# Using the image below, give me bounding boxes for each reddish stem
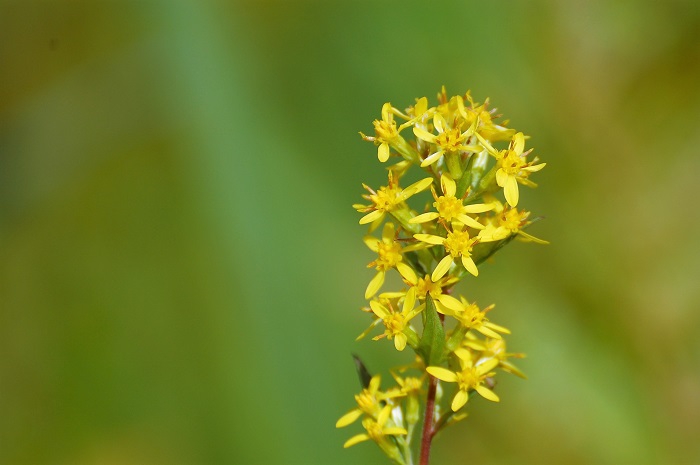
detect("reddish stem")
[419,373,438,465]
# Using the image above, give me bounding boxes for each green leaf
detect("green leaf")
[418,295,446,366]
[352,354,373,389]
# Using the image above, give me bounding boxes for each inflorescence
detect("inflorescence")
[337,87,547,465]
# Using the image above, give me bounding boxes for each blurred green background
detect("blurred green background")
[1,1,699,464]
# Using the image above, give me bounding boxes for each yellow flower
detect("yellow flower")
[462,334,527,379]
[360,102,418,163]
[368,288,423,351]
[354,171,433,226]
[414,223,496,280]
[363,222,419,299]
[411,274,463,315]
[463,91,515,142]
[336,375,404,428]
[409,174,493,230]
[343,405,408,448]
[477,132,546,207]
[426,356,500,411]
[479,201,549,244]
[450,298,510,339]
[413,112,479,167]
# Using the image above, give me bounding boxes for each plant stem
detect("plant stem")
[419,373,438,465]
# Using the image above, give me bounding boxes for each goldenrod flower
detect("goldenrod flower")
[368,288,423,351]
[354,171,433,226]
[409,174,492,230]
[450,298,510,339]
[479,201,549,244]
[414,222,497,280]
[336,375,404,428]
[364,222,419,298]
[361,102,420,163]
[462,335,526,379]
[411,274,463,314]
[413,112,479,167]
[343,405,408,448]
[463,91,515,142]
[477,132,546,207]
[391,372,424,425]
[426,356,500,411]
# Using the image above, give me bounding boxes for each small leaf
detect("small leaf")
[352,354,373,389]
[418,295,446,365]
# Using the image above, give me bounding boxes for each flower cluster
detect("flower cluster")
[339,88,545,465]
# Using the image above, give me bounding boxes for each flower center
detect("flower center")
[456,368,481,392]
[383,313,406,336]
[376,241,402,270]
[366,420,384,441]
[415,276,442,300]
[434,195,463,221]
[371,186,402,212]
[499,149,526,175]
[356,390,379,415]
[435,127,465,152]
[457,303,484,327]
[374,119,398,142]
[500,209,522,232]
[443,229,473,257]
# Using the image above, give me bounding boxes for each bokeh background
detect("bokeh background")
[1,1,699,464]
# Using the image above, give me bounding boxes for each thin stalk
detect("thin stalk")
[419,373,438,465]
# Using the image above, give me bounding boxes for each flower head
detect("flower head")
[343,405,408,449]
[427,356,500,411]
[354,171,433,226]
[363,222,420,298]
[336,375,405,428]
[409,174,493,230]
[368,288,423,351]
[477,132,546,207]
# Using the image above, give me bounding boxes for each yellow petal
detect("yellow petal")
[360,210,384,225]
[485,321,510,334]
[461,255,479,277]
[403,177,434,198]
[420,150,444,167]
[432,255,453,281]
[414,233,444,245]
[378,143,390,162]
[433,113,446,134]
[451,389,469,411]
[457,214,485,230]
[369,299,390,319]
[475,385,500,402]
[402,287,416,314]
[476,358,499,375]
[396,262,418,285]
[517,230,549,244]
[523,162,546,172]
[463,203,494,214]
[363,236,380,252]
[383,427,408,436]
[438,294,463,311]
[440,173,456,197]
[413,126,437,143]
[504,175,519,207]
[426,366,458,382]
[394,333,407,351]
[336,409,363,428]
[512,132,525,154]
[365,271,385,299]
[344,433,370,448]
[495,168,508,188]
[409,212,439,224]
